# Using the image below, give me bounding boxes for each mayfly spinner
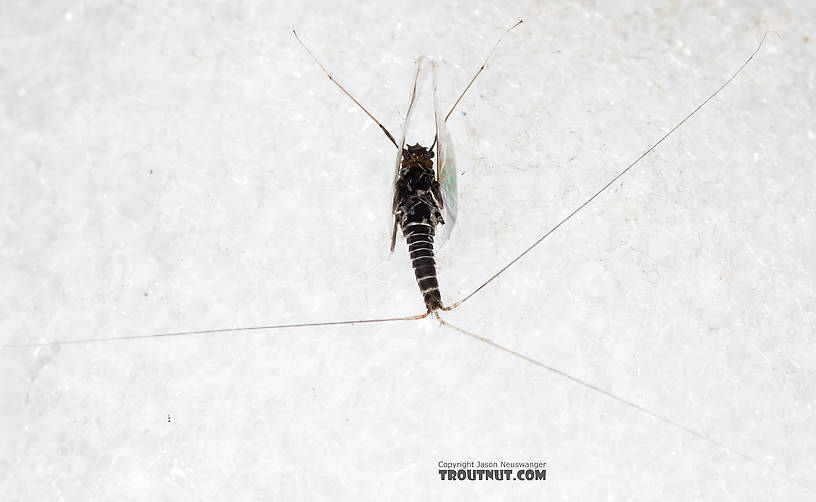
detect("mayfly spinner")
[5,22,778,472]
[293,22,522,314]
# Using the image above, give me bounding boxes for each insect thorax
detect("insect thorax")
[394,144,445,229]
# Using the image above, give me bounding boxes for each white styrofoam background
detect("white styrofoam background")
[2,1,815,500]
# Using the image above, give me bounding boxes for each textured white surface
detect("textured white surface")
[2,0,815,500]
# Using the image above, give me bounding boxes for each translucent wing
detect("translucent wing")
[432,61,457,246]
[389,58,424,252]
[389,57,456,251]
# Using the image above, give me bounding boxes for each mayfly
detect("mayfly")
[5,22,778,471]
[291,22,521,315]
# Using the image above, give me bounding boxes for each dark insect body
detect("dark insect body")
[394,144,446,310]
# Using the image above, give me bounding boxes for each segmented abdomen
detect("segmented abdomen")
[403,222,442,310]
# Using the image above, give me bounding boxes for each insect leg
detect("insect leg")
[293,30,399,148]
[444,19,523,122]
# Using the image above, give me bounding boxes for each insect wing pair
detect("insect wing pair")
[390,57,458,253]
